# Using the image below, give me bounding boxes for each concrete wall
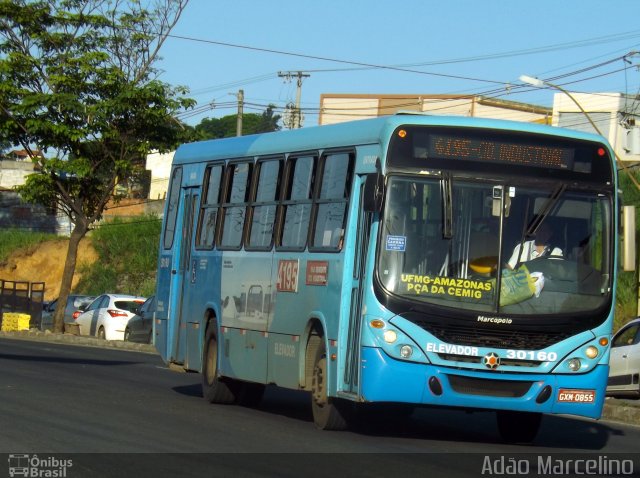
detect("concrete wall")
[0,160,34,189]
[319,94,551,126]
[319,96,381,125]
[0,190,59,234]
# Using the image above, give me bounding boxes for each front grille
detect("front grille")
[415,320,569,350]
[438,353,482,364]
[438,353,542,368]
[448,375,533,397]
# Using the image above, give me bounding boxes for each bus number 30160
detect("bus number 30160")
[506,350,558,362]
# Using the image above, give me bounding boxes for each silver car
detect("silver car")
[40,295,96,331]
[607,318,640,399]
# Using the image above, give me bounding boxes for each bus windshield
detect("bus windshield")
[377,176,612,316]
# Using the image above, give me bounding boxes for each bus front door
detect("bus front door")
[343,179,373,395]
[169,187,199,367]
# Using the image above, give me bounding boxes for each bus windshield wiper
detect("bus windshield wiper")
[525,182,566,238]
[441,173,453,239]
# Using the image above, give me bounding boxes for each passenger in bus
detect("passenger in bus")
[507,222,563,269]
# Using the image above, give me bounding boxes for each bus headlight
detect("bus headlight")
[383,330,398,343]
[585,346,599,359]
[400,345,413,358]
[567,358,581,371]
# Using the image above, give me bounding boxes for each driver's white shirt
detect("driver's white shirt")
[508,241,563,269]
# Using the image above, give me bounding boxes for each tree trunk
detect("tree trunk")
[52,220,89,333]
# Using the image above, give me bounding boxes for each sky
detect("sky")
[157,0,640,128]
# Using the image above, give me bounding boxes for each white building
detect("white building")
[0,160,34,189]
[145,150,174,201]
[319,93,551,126]
[552,92,640,163]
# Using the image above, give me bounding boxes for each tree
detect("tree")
[195,104,281,140]
[616,168,640,329]
[0,0,194,333]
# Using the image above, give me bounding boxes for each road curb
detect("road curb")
[602,399,640,426]
[0,329,157,354]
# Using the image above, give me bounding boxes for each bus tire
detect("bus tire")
[311,340,349,430]
[496,410,542,443]
[202,325,237,404]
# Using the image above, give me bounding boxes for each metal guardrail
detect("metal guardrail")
[0,279,45,329]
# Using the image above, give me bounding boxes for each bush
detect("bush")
[75,215,161,297]
[615,271,638,332]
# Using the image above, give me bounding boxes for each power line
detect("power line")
[182,53,638,119]
[165,32,507,85]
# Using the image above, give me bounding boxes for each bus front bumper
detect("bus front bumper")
[359,346,607,419]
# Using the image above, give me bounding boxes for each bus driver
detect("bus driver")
[507,222,563,269]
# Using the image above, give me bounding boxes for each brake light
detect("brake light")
[107,309,128,318]
[72,311,81,320]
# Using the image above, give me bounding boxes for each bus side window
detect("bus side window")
[219,161,252,249]
[163,167,183,250]
[247,158,282,250]
[196,164,223,249]
[311,152,353,251]
[279,155,316,250]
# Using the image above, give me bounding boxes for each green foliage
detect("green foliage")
[195,105,281,140]
[75,215,160,297]
[1,0,193,226]
[0,0,191,329]
[616,168,640,330]
[615,271,637,332]
[0,228,57,264]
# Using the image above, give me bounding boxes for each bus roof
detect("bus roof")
[172,114,610,165]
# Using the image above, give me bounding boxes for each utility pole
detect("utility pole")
[235,89,244,136]
[278,71,310,128]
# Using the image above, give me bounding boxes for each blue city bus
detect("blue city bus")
[156,113,623,442]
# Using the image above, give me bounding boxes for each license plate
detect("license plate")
[557,389,596,403]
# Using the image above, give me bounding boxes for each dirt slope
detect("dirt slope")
[0,239,97,300]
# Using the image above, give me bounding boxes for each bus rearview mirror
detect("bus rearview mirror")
[363,174,384,212]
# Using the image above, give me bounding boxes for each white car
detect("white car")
[74,294,146,341]
[607,318,640,399]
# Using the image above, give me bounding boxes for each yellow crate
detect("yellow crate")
[1,313,31,331]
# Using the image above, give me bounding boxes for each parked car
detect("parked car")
[124,295,156,344]
[74,294,146,341]
[40,295,96,331]
[607,318,640,399]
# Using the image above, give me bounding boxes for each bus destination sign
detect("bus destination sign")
[427,134,576,170]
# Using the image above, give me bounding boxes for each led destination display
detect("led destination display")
[427,134,576,170]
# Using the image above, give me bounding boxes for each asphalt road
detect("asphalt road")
[1,338,639,477]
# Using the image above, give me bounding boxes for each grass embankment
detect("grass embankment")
[0,229,58,264]
[74,215,161,298]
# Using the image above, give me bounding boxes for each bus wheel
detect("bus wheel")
[202,325,237,404]
[496,411,542,443]
[311,340,349,430]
